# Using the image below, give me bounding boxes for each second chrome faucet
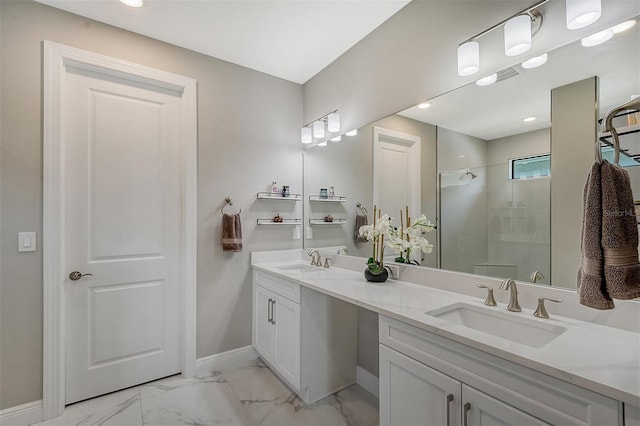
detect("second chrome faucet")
[499,278,521,312]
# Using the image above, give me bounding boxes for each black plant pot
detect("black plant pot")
[364,267,389,283]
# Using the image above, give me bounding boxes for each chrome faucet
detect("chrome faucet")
[308,250,322,267]
[529,271,545,284]
[499,278,521,312]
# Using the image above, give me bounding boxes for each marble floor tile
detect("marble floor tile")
[33,387,142,426]
[140,376,253,426]
[334,385,380,426]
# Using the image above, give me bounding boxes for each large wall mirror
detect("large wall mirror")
[303,14,639,288]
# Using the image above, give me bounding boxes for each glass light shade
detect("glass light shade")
[504,15,531,56]
[331,136,342,142]
[312,120,325,138]
[120,0,143,7]
[327,113,340,132]
[457,42,479,76]
[566,0,601,30]
[345,129,358,136]
[581,28,613,47]
[317,141,328,147]
[301,127,312,144]
[475,73,497,86]
[522,53,548,69]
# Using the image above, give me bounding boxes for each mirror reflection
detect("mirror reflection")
[303,16,639,288]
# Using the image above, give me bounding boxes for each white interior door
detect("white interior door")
[63,64,183,404]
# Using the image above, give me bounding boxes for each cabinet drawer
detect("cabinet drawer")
[379,316,620,426]
[253,270,300,303]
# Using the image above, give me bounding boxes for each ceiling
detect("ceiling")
[35,0,410,84]
[399,17,640,141]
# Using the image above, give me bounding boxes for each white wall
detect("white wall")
[0,0,302,410]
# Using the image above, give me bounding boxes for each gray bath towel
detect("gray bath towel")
[222,213,242,252]
[354,214,368,243]
[601,161,640,299]
[577,162,615,309]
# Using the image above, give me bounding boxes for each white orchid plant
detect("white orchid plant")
[358,207,435,275]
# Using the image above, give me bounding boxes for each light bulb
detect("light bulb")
[476,73,497,86]
[457,41,479,76]
[312,121,325,138]
[566,0,601,30]
[327,113,340,132]
[581,28,614,47]
[522,53,548,69]
[504,15,531,56]
[301,127,312,144]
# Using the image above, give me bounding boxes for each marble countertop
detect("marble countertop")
[251,255,640,407]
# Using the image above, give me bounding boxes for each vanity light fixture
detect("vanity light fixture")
[581,28,614,47]
[475,73,497,86]
[504,15,532,56]
[327,112,340,133]
[417,102,431,109]
[566,0,601,30]
[312,120,325,139]
[523,116,537,122]
[301,127,312,144]
[522,53,548,69]
[612,19,637,34]
[345,129,358,137]
[331,136,342,142]
[457,42,480,76]
[120,0,143,7]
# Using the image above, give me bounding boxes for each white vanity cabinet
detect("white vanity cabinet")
[626,404,640,426]
[252,269,358,404]
[379,316,621,426]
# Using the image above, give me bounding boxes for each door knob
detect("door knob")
[68,271,94,281]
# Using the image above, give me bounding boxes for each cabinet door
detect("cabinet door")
[380,344,461,426]
[253,284,275,362]
[462,385,549,426]
[273,294,301,388]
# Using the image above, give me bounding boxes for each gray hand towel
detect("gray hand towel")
[222,213,242,252]
[577,162,615,309]
[354,214,368,243]
[601,161,640,300]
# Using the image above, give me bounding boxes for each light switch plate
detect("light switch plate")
[18,232,37,252]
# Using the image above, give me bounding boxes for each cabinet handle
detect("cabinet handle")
[463,402,471,426]
[272,300,276,325]
[267,298,273,323]
[446,394,454,426]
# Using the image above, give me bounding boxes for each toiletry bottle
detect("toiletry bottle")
[329,185,335,199]
[272,181,278,194]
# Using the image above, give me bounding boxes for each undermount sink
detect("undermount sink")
[276,264,320,273]
[426,303,567,348]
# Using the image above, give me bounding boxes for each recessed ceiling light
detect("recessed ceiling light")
[522,53,548,69]
[581,28,614,47]
[331,136,342,142]
[317,141,328,147]
[345,129,358,136]
[612,20,637,34]
[418,102,431,109]
[120,0,143,7]
[476,73,497,86]
[523,116,537,122]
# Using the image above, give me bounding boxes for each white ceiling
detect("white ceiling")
[399,18,640,141]
[35,0,410,84]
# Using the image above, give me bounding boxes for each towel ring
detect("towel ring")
[356,202,368,215]
[221,197,241,214]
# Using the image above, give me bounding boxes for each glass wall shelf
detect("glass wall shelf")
[308,219,347,225]
[256,218,301,225]
[257,192,302,201]
[308,195,347,202]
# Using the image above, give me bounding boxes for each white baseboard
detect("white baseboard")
[0,400,43,426]
[195,345,258,378]
[356,366,379,398]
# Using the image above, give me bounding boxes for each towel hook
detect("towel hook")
[221,196,241,214]
[356,202,368,215]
